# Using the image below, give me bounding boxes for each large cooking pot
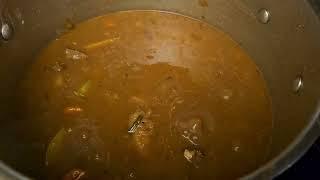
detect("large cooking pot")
[1,0,320,179]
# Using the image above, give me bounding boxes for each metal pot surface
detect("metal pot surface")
[0,0,320,179]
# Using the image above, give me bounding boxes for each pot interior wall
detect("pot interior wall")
[0,0,320,178]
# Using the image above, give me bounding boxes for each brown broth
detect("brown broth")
[19,11,273,180]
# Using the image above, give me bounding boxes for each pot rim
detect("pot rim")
[243,101,320,179]
[0,1,320,179]
[0,103,318,179]
[244,1,320,177]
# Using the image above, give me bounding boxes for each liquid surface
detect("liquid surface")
[19,11,273,180]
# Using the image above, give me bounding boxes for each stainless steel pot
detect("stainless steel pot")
[1,0,320,179]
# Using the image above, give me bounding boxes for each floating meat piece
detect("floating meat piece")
[128,109,154,156]
[176,117,203,145]
[65,48,88,60]
[52,61,67,72]
[132,119,154,156]
[172,102,215,146]
[183,148,205,168]
[63,169,87,180]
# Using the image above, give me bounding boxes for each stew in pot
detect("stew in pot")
[18,11,273,180]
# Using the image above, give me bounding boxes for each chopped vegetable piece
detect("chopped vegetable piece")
[129,96,146,107]
[85,37,120,50]
[46,120,106,168]
[73,80,91,98]
[64,106,83,116]
[46,128,67,166]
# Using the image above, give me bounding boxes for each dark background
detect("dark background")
[277,138,320,179]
